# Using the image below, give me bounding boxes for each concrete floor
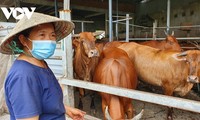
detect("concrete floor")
[1,88,200,120]
[73,87,200,120]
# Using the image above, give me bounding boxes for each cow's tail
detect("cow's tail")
[108,59,122,87]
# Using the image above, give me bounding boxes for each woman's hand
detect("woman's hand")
[65,106,86,120]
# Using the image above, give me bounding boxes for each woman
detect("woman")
[0,12,86,120]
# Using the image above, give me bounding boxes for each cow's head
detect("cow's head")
[175,50,200,83]
[72,32,101,57]
[164,31,182,51]
[105,106,144,120]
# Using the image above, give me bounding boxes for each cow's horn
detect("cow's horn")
[172,53,186,61]
[131,109,144,120]
[93,31,105,36]
[177,51,187,57]
[164,30,168,36]
[72,34,80,38]
[171,31,174,36]
[105,106,112,120]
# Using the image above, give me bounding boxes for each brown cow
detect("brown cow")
[104,34,182,52]
[93,47,143,120]
[118,42,200,120]
[140,34,182,51]
[73,32,101,110]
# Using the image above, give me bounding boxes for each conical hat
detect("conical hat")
[0,12,74,54]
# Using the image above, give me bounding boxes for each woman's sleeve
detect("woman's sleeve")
[7,75,42,119]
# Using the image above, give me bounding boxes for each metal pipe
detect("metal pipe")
[109,0,113,42]
[153,20,157,40]
[81,22,84,32]
[54,0,58,17]
[129,37,200,41]
[116,0,118,40]
[60,78,200,113]
[166,0,170,34]
[111,17,132,23]
[115,21,149,28]
[156,25,200,29]
[72,20,93,23]
[115,23,118,40]
[126,14,129,42]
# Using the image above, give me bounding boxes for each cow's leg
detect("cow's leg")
[125,101,133,119]
[101,99,107,120]
[163,85,174,120]
[90,91,96,115]
[78,88,85,109]
[167,107,173,120]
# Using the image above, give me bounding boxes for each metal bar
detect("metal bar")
[129,37,200,41]
[54,0,58,17]
[126,14,129,42]
[72,20,94,23]
[108,0,113,42]
[166,0,170,33]
[112,15,126,18]
[155,25,200,29]
[60,78,200,113]
[81,22,84,32]
[112,17,132,23]
[85,13,104,18]
[153,20,157,40]
[116,22,149,28]
[115,23,118,40]
[115,0,118,40]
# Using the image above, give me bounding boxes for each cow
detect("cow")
[104,33,182,52]
[93,47,143,120]
[72,32,102,111]
[104,34,182,92]
[140,33,182,52]
[117,42,200,120]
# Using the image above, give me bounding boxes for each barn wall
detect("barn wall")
[134,0,200,38]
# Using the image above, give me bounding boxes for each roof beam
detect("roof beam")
[85,12,105,18]
[47,0,135,13]
[71,0,134,13]
[20,0,63,7]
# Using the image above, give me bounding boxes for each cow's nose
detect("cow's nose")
[187,76,199,83]
[88,49,99,57]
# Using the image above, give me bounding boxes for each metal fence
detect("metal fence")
[60,78,200,114]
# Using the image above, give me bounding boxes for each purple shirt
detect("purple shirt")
[5,60,65,120]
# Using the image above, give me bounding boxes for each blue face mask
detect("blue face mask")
[27,38,56,60]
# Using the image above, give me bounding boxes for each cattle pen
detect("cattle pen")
[1,0,200,120]
[58,78,200,119]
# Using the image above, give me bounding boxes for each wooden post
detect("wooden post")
[59,0,74,107]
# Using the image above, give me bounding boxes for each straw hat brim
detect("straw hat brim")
[0,12,75,55]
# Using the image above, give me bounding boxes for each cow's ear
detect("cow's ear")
[72,39,80,48]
